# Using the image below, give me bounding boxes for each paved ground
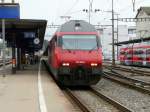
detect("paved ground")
[40,62,79,112]
[0,64,39,112]
[0,62,78,112]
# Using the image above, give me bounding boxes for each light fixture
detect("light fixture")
[62,63,70,66]
[91,63,98,66]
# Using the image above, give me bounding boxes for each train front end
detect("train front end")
[57,34,102,85]
[55,20,103,86]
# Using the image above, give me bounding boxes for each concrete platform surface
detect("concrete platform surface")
[0,62,79,112]
[0,65,39,112]
[40,62,80,112]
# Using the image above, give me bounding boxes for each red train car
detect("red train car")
[48,20,103,86]
[119,44,150,67]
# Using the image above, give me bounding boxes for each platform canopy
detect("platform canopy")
[0,19,47,53]
[114,37,150,46]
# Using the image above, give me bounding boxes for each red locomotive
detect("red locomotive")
[119,44,150,67]
[48,20,103,86]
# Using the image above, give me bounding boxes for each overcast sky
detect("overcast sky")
[17,0,150,23]
[2,0,150,40]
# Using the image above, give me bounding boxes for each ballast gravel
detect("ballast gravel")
[94,78,150,112]
[73,90,119,112]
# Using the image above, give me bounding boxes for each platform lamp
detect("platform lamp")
[12,0,15,3]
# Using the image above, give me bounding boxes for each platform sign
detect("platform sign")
[0,3,20,75]
[0,4,20,19]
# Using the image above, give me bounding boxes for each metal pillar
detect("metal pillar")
[12,33,16,74]
[132,0,136,11]
[116,14,119,60]
[2,19,6,77]
[12,47,16,73]
[112,0,115,66]
[17,48,21,70]
[88,0,91,23]
[20,49,25,69]
[88,0,93,24]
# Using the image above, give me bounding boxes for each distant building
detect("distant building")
[128,26,136,40]
[98,25,136,60]
[136,7,150,39]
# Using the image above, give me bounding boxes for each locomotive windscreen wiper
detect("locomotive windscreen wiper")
[62,42,72,52]
[89,45,98,52]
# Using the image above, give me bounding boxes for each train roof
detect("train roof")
[56,20,96,32]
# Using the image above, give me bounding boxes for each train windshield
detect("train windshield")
[62,35,98,50]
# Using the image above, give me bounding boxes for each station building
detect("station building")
[136,7,150,39]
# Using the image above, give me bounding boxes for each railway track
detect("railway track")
[43,60,132,112]
[64,87,132,112]
[103,70,150,95]
[64,88,92,112]
[103,64,150,76]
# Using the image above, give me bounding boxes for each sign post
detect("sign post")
[2,19,5,77]
[0,3,20,75]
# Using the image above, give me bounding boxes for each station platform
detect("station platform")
[0,62,77,112]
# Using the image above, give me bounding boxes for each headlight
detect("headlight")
[62,63,70,66]
[91,63,98,66]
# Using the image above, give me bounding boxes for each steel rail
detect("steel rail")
[104,69,150,86]
[89,87,132,112]
[103,72,150,95]
[103,64,150,75]
[112,66,150,75]
[64,89,93,112]
[65,88,132,112]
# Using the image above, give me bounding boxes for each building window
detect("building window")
[128,29,136,34]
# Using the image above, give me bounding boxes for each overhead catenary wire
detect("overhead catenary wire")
[119,0,145,12]
[63,0,79,16]
[132,0,136,11]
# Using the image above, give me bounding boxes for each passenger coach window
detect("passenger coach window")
[133,50,143,55]
[146,49,150,54]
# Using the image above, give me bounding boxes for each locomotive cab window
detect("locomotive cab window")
[61,35,98,50]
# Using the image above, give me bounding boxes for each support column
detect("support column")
[12,33,16,74]
[21,49,26,69]
[12,47,16,73]
[17,48,21,70]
